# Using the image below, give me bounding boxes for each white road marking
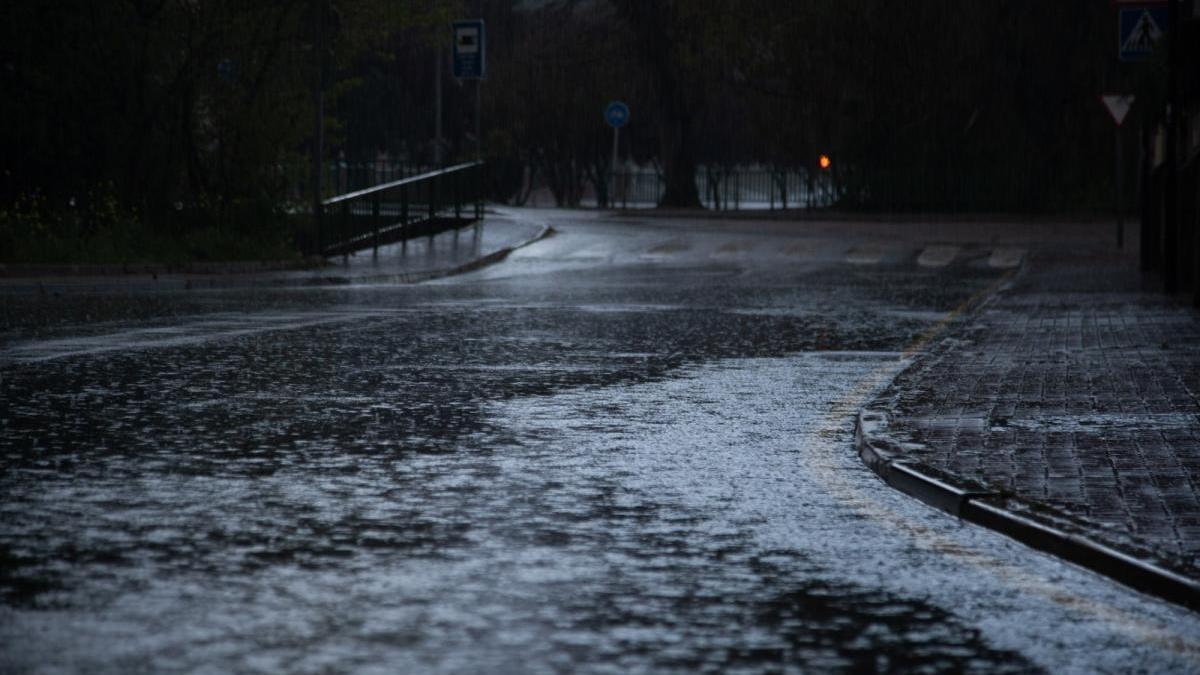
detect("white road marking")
[0,310,399,363]
[917,245,960,267]
[989,247,1026,269]
[844,244,884,265]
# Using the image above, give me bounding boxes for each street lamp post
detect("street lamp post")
[311,0,326,254]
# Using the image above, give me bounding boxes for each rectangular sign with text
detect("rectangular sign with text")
[453,20,486,80]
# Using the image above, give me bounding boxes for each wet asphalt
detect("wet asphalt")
[1,211,1198,673]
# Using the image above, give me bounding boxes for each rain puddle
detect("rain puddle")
[2,350,1198,673]
[0,352,1038,674]
[0,310,393,364]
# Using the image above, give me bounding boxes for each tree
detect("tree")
[0,0,455,260]
[611,0,703,208]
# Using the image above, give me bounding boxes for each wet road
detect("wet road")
[2,211,1198,673]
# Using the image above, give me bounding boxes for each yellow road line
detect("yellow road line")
[810,269,1200,660]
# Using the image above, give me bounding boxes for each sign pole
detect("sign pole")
[610,127,619,208]
[452,18,486,163]
[435,45,443,166]
[311,0,326,254]
[452,18,485,217]
[1116,126,1124,249]
[1101,94,1135,250]
[1163,0,1178,295]
[603,101,630,209]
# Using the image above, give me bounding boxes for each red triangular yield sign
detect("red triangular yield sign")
[1101,94,1135,126]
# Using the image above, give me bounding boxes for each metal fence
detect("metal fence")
[298,161,483,256]
[582,166,839,211]
[324,160,441,199]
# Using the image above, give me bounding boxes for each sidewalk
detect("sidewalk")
[287,214,549,286]
[0,213,549,291]
[859,241,1200,603]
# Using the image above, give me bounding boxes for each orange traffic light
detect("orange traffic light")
[818,154,831,170]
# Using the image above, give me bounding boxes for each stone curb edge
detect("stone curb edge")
[855,408,1200,612]
[23,223,553,291]
[0,210,510,279]
[296,223,554,287]
[0,257,326,278]
[612,209,1118,226]
[0,217,545,291]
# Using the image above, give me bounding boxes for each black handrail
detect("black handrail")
[304,161,484,256]
[322,161,481,206]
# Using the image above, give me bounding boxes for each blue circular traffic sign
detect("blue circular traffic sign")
[604,101,630,129]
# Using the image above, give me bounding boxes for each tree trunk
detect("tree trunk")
[614,0,702,209]
[659,110,701,208]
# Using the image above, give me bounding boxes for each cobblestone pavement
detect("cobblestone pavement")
[879,245,1200,575]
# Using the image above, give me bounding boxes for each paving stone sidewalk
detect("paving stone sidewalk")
[877,246,1200,576]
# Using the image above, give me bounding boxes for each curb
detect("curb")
[855,408,1200,612]
[611,208,1120,226]
[0,257,327,278]
[0,210,509,279]
[297,223,553,287]
[4,223,553,292]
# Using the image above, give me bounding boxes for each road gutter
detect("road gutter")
[299,223,554,286]
[2,222,554,292]
[855,264,1200,613]
[855,409,1200,612]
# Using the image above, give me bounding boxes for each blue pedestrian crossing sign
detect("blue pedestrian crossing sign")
[453,20,486,79]
[605,101,630,129]
[1118,7,1167,62]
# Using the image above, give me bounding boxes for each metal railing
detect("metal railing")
[581,166,839,211]
[325,160,441,199]
[304,161,483,256]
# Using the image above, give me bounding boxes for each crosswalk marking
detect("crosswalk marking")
[634,237,1025,271]
[917,245,960,268]
[988,247,1026,269]
[844,244,885,265]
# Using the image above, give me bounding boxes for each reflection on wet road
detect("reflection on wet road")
[2,215,1198,673]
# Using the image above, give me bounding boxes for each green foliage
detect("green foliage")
[1,0,454,264]
[475,0,1155,213]
[0,0,1161,243]
[701,0,1147,212]
[0,187,135,264]
[0,186,299,265]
